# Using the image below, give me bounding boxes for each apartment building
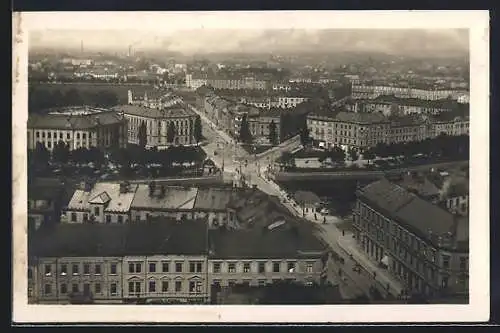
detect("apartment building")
[121,219,209,304]
[29,224,127,304]
[29,219,209,304]
[307,111,391,152]
[351,83,469,102]
[361,95,457,116]
[247,109,282,145]
[63,182,293,231]
[277,97,309,109]
[112,103,197,148]
[127,89,183,109]
[307,109,469,152]
[64,181,138,224]
[352,178,469,298]
[27,107,128,151]
[186,73,267,91]
[207,220,327,289]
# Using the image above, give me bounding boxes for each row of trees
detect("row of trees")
[29,86,119,113]
[28,142,106,166]
[110,144,207,167]
[363,134,469,162]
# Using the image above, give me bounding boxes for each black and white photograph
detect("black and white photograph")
[12,11,489,323]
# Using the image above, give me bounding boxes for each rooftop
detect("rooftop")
[30,218,208,258]
[208,221,326,259]
[357,178,468,251]
[67,182,138,213]
[28,110,126,130]
[111,104,195,119]
[308,110,389,124]
[130,184,198,210]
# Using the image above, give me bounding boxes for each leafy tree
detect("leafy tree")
[329,146,346,164]
[93,90,119,107]
[33,142,50,165]
[238,114,252,144]
[268,120,278,146]
[167,122,176,144]
[363,149,376,164]
[348,148,358,162]
[138,121,147,148]
[52,140,70,164]
[278,151,295,169]
[193,116,203,143]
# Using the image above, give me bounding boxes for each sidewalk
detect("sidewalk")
[188,104,234,144]
[336,233,404,297]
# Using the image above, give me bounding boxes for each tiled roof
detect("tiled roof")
[130,184,199,210]
[30,218,208,258]
[67,182,138,213]
[358,178,468,250]
[111,104,195,119]
[208,221,326,259]
[124,218,208,256]
[27,111,125,130]
[193,187,239,211]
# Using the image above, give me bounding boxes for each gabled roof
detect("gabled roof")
[88,191,111,205]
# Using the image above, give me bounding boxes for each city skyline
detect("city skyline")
[30,28,469,57]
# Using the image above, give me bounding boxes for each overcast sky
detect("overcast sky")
[25,12,470,56]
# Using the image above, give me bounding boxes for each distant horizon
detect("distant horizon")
[29,28,469,58]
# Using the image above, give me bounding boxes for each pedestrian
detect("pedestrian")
[342,230,345,236]
[323,216,326,224]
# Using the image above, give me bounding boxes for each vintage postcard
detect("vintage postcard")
[12,10,490,323]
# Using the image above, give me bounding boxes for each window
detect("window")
[189,281,203,293]
[243,263,251,273]
[95,283,101,294]
[94,207,100,216]
[72,283,79,293]
[67,133,70,139]
[72,264,79,275]
[196,262,202,273]
[83,264,90,275]
[95,264,101,275]
[48,132,51,139]
[190,262,196,273]
[162,281,169,292]
[129,263,142,273]
[258,262,266,273]
[117,215,123,224]
[306,263,314,273]
[83,283,90,295]
[442,255,451,269]
[71,213,77,222]
[110,283,117,296]
[273,262,280,273]
[162,262,169,273]
[459,257,467,271]
[149,280,156,293]
[110,263,117,275]
[175,262,183,273]
[213,262,221,273]
[129,281,141,294]
[60,283,67,294]
[287,262,296,272]
[228,263,236,273]
[60,264,67,276]
[175,281,182,292]
[82,133,86,139]
[105,215,111,224]
[149,262,156,273]
[44,284,52,295]
[44,264,52,276]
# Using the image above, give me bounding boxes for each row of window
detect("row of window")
[70,212,127,224]
[44,263,117,276]
[129,280,202,294]
[35,131,92,140]
[42,261,314,277]
[128,261,203,274]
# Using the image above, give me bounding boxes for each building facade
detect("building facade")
[113,103,197,148]
[352,179,469,298]
[27,107,128,152]
[127,89,183,109]
[351,83,469,102]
